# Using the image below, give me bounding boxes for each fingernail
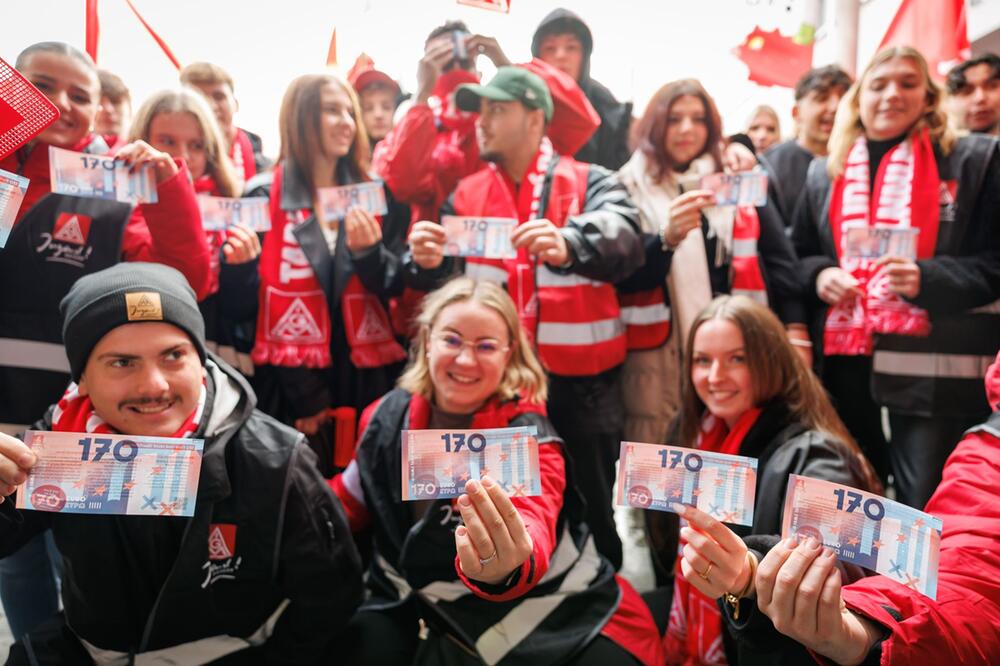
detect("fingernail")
[824,549,836,559]
[468,480,480,493]
[458,495,471,507]
[806,537,820,549]
[669,502,686,514]
[783,537,797,548]
[456,526,467,537]
[481,475,494,488]
[19,452,35,467]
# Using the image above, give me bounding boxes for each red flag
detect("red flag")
[85,0,99,64]
[457,0,510,12]
[326,28,338,67]
[346,52,374,83]
[879,0,970,81]
[124,0,182,70]
[733,26,813,89]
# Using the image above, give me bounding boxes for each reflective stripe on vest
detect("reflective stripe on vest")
[873,350,995,379]
[536,318,625,346]
[475,533,602,665]
[0,338,70,373]
[730,206,768,306]
[80,599,290,665]
[465,261,509,285]
[971,298,1000,315]
[374,526,602,666]
[618,289,672,350]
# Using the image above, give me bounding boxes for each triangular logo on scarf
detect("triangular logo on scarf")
[271,297,323,341]
[355,302,391,343]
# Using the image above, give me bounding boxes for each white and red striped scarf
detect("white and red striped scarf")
[252,166,406,369]
[51,380,207,437]
[468,137,554,342]
[824,128,940,356]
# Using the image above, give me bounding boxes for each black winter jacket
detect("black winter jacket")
[0,356,363,664]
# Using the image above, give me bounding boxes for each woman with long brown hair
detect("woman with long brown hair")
[616,79,806,450]
[792,46,1000,509]
[249,72,412,476]
[659,295,879,665]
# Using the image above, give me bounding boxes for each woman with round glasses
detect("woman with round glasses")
[331,277,662,665]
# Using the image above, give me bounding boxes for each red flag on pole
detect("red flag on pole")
[878,0,970,81]
[326,28,338,67]
[733,27,813,89]
[124,0,182,70]
[85,0,99,64]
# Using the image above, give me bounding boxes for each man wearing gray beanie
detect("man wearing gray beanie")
[0,263,362,664]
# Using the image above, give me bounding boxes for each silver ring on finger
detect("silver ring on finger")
[479,550,498,566]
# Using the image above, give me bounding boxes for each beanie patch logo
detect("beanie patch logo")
[52,213,91,246]
[125,292,163,321]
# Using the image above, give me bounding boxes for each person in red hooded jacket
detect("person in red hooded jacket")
[732,349,1000,665]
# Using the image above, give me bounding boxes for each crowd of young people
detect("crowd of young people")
[0,9,998,665]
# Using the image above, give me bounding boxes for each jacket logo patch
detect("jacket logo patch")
[53,213,91,245]
[35,213,95,268]
[265,288,328,344]
[208,523,237,561]
[125,292,163,321]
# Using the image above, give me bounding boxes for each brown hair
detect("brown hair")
[632,79,723,181]
[278,73,370,191]
[179,62,235,93]
[127,88,240,197]
[98,69,130,104]
[827,47,955,178]
[398,277,548,404]
[678,296,881,492]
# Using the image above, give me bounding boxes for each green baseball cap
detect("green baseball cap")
[455,66,554,121]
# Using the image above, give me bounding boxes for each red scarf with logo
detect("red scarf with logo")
[229,128,257,184]
[824,129,939,356]
[50,380,206,437]
[664,408,761,666]
[466,138,555,343]
[252,166,406,369]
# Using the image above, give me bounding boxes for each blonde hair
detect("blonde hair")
[127,88,240,197]
[678,296,881,493]
[278,73,370,191]
[398,277,548,404]
[827,47,955,178]
[745,105,780,135]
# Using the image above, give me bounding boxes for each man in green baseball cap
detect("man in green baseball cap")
[455,66,554,122]
[407,65,643,572]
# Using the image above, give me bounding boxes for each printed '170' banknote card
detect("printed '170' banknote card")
[17,430,204,517]
[782,474,942,599]
[402,427,540,500]
[616,441,758,526]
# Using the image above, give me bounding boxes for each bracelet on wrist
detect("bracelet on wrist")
[724,552,758,620]
[789,338,814,348]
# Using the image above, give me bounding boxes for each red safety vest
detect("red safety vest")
[453,158,626,377]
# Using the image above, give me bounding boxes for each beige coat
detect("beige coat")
[617,151,732,444]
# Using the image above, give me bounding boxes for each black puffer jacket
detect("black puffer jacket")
[531,8,633,171]
[0,356,363,664]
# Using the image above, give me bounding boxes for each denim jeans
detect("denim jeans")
[0,531,61,639]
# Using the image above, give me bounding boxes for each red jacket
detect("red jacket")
[372,103,480,224]
[331,392,664,666]
[837,352,1000,663]
[2,137,212,299]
